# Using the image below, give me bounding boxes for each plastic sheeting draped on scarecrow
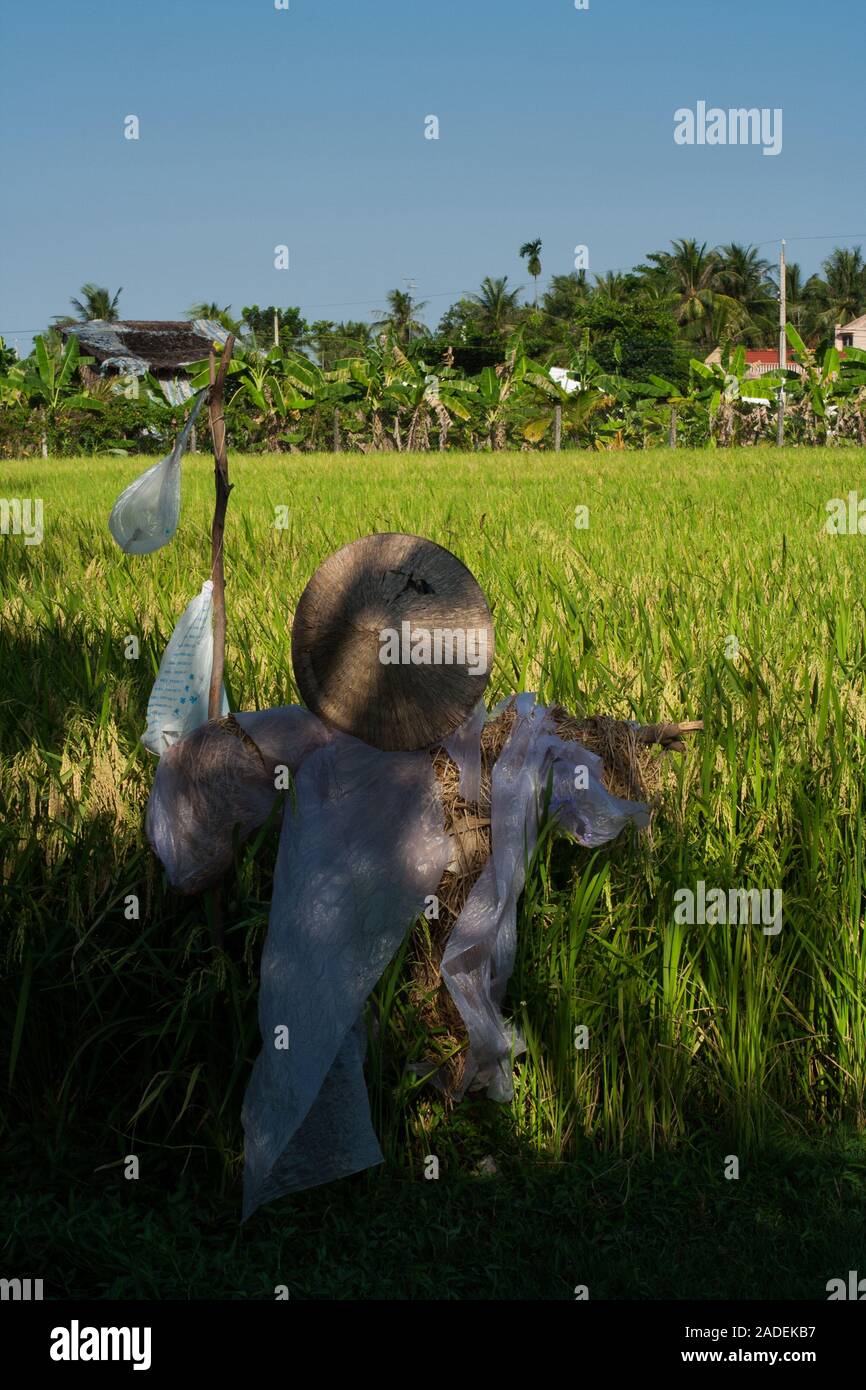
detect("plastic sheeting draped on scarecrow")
[146,695,648,1217]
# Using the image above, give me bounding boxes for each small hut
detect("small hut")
[59,319,228,404]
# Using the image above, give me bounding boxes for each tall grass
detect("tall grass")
[1,446,865,1195]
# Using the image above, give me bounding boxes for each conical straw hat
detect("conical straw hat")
[291,533,494,751]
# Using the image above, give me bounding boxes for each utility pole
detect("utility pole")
[273,308,279,348]
[779,240,786,370]
[777,239,786,447]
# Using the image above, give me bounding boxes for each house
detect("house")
[548,366,581,393]
[58,319,229,404]
[704,347,807,379]
[835,314,866,352]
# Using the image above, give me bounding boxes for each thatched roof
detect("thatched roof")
[59,319,225,374]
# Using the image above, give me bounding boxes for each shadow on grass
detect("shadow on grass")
[3,1125,866,1300]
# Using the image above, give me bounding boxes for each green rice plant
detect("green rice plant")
[1,446,865,1195]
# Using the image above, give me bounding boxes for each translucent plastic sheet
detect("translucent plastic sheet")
[145,707,329,895]
[440,694,649,1101]
[145,696,647,1214]
[443,696,486,804]
[241,734,452,1218]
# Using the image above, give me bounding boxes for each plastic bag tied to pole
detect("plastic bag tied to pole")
[144,694,648,1216]
[141,579,229,756]
[108,391,205,554]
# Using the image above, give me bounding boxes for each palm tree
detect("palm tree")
[823,247,866,313]
[781,261,808,335]
[186,302,242,334]
[57,283,123,324]
[467,276,523,336]
[519,239,543,307]
[805,247,866,343]
[592,271,631,302]
[715,243,776,344]
[372,289,428,345]
[636,239,737,350]
[541,272,592,327]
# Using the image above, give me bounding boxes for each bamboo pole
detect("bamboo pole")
[208,335,235,720]
[205,335,235,950]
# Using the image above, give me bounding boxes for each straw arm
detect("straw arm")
[632,719,704,752]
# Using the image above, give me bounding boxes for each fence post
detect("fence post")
[554,404,562,452]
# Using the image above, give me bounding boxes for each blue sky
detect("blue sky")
[1,0,863,354]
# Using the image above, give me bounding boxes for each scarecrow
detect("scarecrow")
[112,360,700,1219]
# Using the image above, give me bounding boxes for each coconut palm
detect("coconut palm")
[467,277,524,337]
[592,271,631,302]
[186,302,242,334]
[782,262,809,335]
[541,271,592,322]
[823,247,866,314]
[52,283,123,325]
[715,243,776,344]
[519,239,543,306]
[804,247,866,344]
[636,240,735,349]
[372,289,428,345]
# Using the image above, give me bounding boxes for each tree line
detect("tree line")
[1,239,865,455]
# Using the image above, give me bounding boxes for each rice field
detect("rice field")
[2,445,866,1238]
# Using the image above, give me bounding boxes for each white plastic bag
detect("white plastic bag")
[108,393,204,554]
[142,579,229,755]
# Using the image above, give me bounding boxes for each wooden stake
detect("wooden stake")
[554,403,562,452]
[779,239,787,370]
[207,335,235,720]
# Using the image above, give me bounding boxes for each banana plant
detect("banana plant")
[632,375,694,446]
[473,341,531,449]
[384,345,476,450]
[190,344,323,447]
[521,362,610,446]
[784,323,840,420]
[688,346,783,445]
[329,338,406,449]
[2,334,101,419]
[0,334,102,454]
